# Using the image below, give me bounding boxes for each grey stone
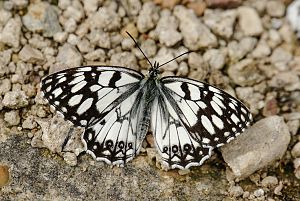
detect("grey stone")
[89,7,120,31]
[63,18,77,33]
[22,2,62,37]
[153,48,179,72]
[2,91,29,109]
[121,38,135,50]
[53,32,68,43]
[63,152,78,166]
[228,59,264,86]
[268,71,300,91]
[177,62,189,77]
[110,52,138,71]
[291,142,300,158]
[155,10,182,47]
[268,29,282,48]
[294,158,300,179]
[121,0,142,16]
[0,50,12,77]
[253,188,264,197]
[261,176,278,187]
[221,116,291,179]
[203,49,226,70]
[56,43,82,67]
[228,185,244,197]
[286,120,300,135]
[63,3,84,22]
[137,2,159,33]
[87,29,111,49]
[22,115,37,129]
[11,0,28,8]
[251,40,271,59]
[274,181,284,195]
[203,9,237,39]
[228,37,257,61]
[236,87,265,114]
[67,34,80,45]
[4,110,20,126]
[294,158,300,169]
[83,0,99,14]
[270,47,293,71]
[0,78,11,95]
[0,17,21,48]
[19,45,45,64]
[137,39,157,59]
[237,6,263,36]
[287,0,300,38]
[36,114,84,155]
[266,0,285,18]
[174,5,217,50]
[58,0,71,9]
[0,9,12,27]
[188,52,209,81]
[77,38,92,53]
[84,49,106,62]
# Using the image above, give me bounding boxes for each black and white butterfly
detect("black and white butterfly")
[41,34,252,169]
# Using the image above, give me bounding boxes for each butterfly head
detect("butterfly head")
[148,61,160,79]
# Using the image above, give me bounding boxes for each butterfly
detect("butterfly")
[40,32,252,169]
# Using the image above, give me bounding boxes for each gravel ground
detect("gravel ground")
[0,0,300,200]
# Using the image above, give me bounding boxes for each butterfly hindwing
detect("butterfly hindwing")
[82,89,150,165]
[151,77,252,169]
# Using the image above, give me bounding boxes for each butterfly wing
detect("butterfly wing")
[151,77,252,169]
[41,66,148,164]
[41,66,144,126]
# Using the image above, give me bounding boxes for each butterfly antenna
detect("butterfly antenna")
[126,31,154,68]
[158,51,193,68]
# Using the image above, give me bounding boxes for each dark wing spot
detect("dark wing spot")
[108,71,121,88]
[181,82,191,99]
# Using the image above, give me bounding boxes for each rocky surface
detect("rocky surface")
[0,0,300,200]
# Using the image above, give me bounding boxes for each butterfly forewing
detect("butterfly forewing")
[41,66,144,127]
[150,77,252,169]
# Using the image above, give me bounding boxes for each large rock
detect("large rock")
[221,116,291,179]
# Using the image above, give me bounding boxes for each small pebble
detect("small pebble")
[291,142,300,158]
[261,176,279,187]
[4,110,20,126]
[0,165,9,187]
[228,185,244,197]
[274,181,283,195]
[253,188,264,197]
[2,91,29,109]
[178,169,190,176]
[237,6,263,36]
